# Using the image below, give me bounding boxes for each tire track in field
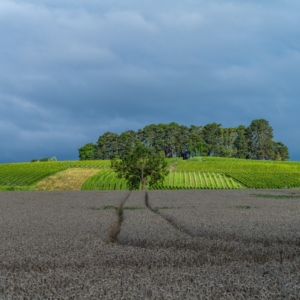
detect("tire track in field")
[107,191,131,243]
[145,191,195,238]
[110,191,292,266]
[118,191,195,249]
[146,191,300,251]
[145,191,256,242]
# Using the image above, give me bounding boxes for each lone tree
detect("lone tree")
[111,143,168,190]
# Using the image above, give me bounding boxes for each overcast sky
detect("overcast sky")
[1,0,300,162]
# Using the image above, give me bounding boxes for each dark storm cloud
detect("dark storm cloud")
[1,0,300,162]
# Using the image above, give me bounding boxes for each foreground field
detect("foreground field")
[1,190,300,299]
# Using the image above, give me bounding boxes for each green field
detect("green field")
[173,157,300,189]
[0,161,110,191]
[175,157,300,173]
[82,169,244,190]
[1,157,300,190]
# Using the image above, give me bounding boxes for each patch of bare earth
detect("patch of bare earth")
[35,168,99,190]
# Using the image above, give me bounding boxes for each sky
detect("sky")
[1,0,300,162]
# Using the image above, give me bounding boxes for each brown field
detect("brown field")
[34,168,99,191]
[1,190,300,299]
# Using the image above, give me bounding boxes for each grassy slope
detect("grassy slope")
[0,161,109,191]
[174,157,300,173]
[82,157,300,190]
[173,157,300,189]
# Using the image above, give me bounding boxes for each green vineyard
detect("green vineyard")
[82,169,128,190]
[82,169,245,190]
[0,161,110,187]
[227,172,300,189]
[175,157,300,173]
[162,171,244,189]
[1,157,300,190]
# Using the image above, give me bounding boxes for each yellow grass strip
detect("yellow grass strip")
[34,168,99,191]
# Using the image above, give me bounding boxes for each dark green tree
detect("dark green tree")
[141,124,157,148]
[164,122,181,157]
[111,143,168,190]
[247,119,274,160]
[220,127,238,157]
[271,142,290,161]
[189,125,204,147]
[79,119,289,161]
[97,132,119,159]
[78,143,98,160]
[234,125,249,158]
[176,125,190,158]
[203,123,222,156]
[189,141,209,157]
[119,130,137,158]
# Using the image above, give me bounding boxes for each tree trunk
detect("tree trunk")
[141,179,146,191]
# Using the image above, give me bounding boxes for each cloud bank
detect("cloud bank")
[1,0,300,162]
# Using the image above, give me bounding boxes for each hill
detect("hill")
[1,157,300,191]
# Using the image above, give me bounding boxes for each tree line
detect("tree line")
[79,119,289,161]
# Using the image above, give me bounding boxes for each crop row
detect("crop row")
[82,170,245,190]
[81,169,128,190]
[227,172,300,189]
[176,157,300,173]
[162,171,243,189]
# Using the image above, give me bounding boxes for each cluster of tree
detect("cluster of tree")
[79,119,289,161]
[30,157,57,162]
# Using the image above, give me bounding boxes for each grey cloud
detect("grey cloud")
[1,0,300,162]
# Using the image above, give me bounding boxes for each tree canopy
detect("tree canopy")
[79,119,290,161]
[110,143,168,190]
